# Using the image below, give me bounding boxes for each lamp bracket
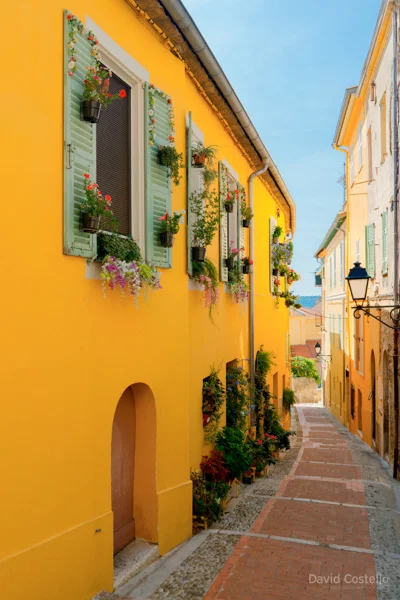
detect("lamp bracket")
[353,304,400,330]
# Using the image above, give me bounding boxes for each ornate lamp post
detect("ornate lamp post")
[314,342,331,363]
[346,262,400,479]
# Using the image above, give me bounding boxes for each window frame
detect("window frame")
[86,17,149,256]
[380,92,387,163]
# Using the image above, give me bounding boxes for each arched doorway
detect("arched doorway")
[112,387,136,554]
[111,383,157,555]
[371,351,377,448]
[383,351,390,458]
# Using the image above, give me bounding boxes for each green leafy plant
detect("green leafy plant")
[286,241,294,265]
[271,244,287,269]
[158,145,184,186]
[241,195,253,221]
[273,225,283,240]
[202,166,218,187]
[282,388,296,412]
[80,174,116,221]
[202,367,225,442]
[191,142,218,165]
[83,65,127,107]
[255,347,276,436]
[190,189,220,247]
[191,471,229,525]
[280,290,301,308]
[158,210,185,234]
[227,267,249,303]
[192,259,220,321]
[216,427,253,481]
[226,365,249,431]
[263,399,294,451]
[97,233,142,262]
[291,356,321,384]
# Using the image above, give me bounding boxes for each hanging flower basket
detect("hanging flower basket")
[242,219,250,228]
[82,100,101,124]
[225,256,235,271]
[192,247,206,262]
[81,213,101,233]
[192,153,206,168]
[159,231,174,247]
[242,264,250,274]
[224,202,234,213]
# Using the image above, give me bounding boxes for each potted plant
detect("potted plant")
[158,145,184,186]
[241,200,253,228]
[202,368,225,430]
[190,189,220,262]
[82,65,127,123]
[271,244,287,277]
[158,210,185,247]
[80,174,116,233]
[191,142,218,168]
[224,189,238,213]
[242,257,253,274]
[272,225,283,244]
[287,268,300,286]
[225,241,241,271]
[216,427,254,482]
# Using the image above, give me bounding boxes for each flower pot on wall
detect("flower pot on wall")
[192,247,206,262]
[280,271,285,277]
[192,153,206,168]
[273,237,279,244]
[242,219,250,228]
[272,268,279,276]
[82,100,101,123]
[224,203,234,213]
[242,264,250,274]
[225,257,235,271]
[203,413,211,427]
[81,213,101,233]
[159,231,174,247]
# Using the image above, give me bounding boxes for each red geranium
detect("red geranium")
[119,89,127,98]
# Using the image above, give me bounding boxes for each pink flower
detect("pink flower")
[68,71,74,77]
[158,213,169,221]
[257,439,263,446]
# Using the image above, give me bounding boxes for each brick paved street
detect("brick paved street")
[116,405,400,600]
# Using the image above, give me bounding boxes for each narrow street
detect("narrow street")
[116,405,400,600]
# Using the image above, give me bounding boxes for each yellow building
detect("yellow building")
[331,0,397,453]
[0,1,295,599]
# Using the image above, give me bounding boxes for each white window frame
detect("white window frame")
[333,249,337,288]
[86,17,149,256]
[356,239,360,263]
[329,256,333,289]
[339,241,344,285]
[222,160,239,255]
[358,123,363,170]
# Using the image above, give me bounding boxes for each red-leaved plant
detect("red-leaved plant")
[200,449,230,483]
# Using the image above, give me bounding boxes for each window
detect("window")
[365,224,375,278]
[349,148,354,185]
[329,256,333,289]
[380,92,387,161]
[333,249,337,288]
[358,123,363,169]
[382,210,388,275]
[227,174,238,253]
[354,314,364,373]
[356,239,360,263]
[339,241,344,285]
[97,70,131,235]
[367,127,373,181]
[357,389,363,432]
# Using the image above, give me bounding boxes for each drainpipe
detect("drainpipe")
[392,5,399,479]
[248,159,270,416]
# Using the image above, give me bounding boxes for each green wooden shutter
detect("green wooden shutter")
[219,162,228,282]
[382,210,388,275]
[365,224,375,278]
[63,10,97,258]
[144,83,172,268]
[270,216,277,293]
[237,183,245,263]
[186,113,193,275]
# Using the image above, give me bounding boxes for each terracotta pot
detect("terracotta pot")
[203,413,211,427]
[192,247,206,262]
[81,213,101,233]
[242,219,250,228]
[82,100,101,123]
[224,202,234,213]
[159,231,174,247]
[273,237,279,244]
[192,153,206,168]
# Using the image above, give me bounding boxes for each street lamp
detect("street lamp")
[315,342,321,356]
[346,262,400,480]
[346,262,370,303]
[314,342,331,362]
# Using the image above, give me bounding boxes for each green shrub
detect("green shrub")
[216,427,253,480]
[291,356,321,384]
[97,233,142,262]
[282,388,296,412]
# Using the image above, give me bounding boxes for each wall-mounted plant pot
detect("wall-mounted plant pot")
[225,257,235,270]
[272,237,280,244]
[242,265,250,274]
[192,246,206,262]
[159,231,174,247]
[192,153,206,168]
[81,213,101,233]
[287,278,293,285]
[280,271,285,277]
[82,100,101,123]
[242,219,250,228]
[224,203,234,213]
[272,268,279,276]
[203,413,211,427]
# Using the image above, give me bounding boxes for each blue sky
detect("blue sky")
[183,0,381,294]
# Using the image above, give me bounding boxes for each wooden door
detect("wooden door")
[112,388,136,554]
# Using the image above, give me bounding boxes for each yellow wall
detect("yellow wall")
[290,315,321,345]
[0,2,292,599]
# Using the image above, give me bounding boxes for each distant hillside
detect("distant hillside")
[298,295,321,308]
